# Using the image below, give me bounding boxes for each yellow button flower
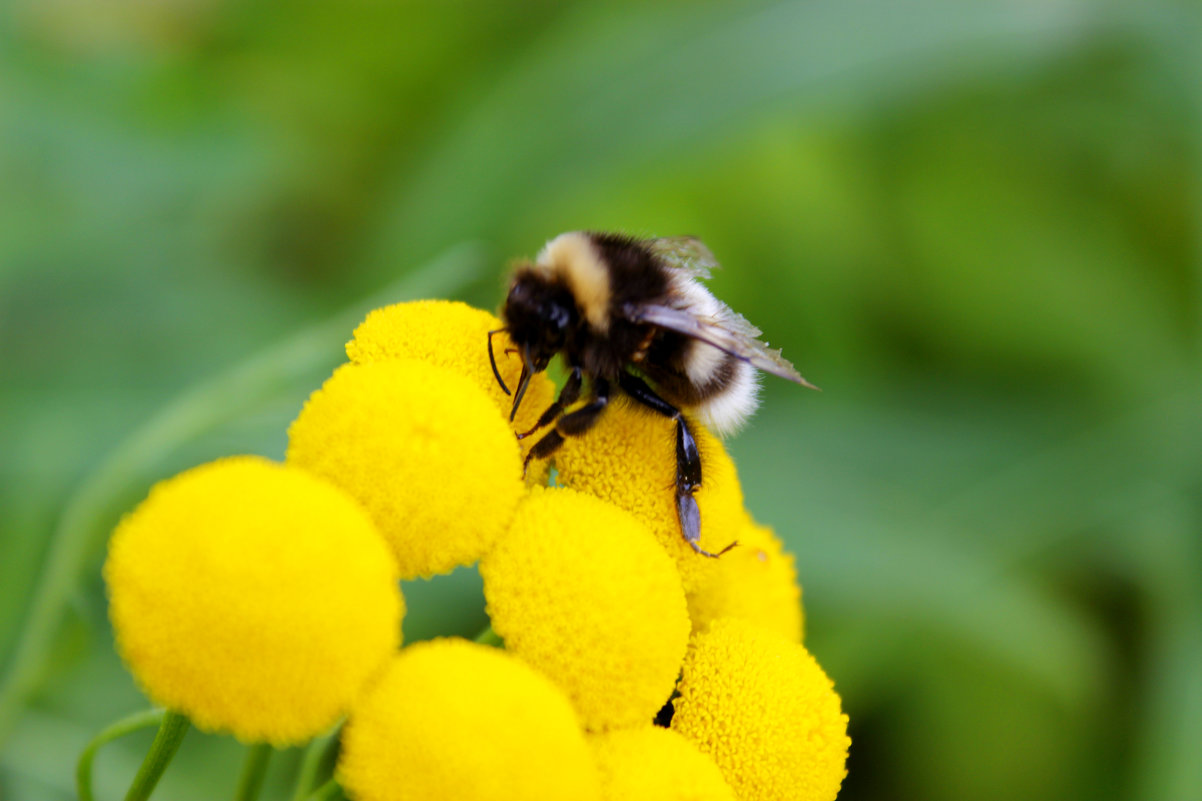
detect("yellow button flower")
[687,516,804,643]
[345,299,556,462]
[339,638,601,801]
[589,726,735,801]
[286,359,524,579]
[480,487,690,731]
[104,456,402,745]
[552,398,747,593]
[671,618,850,801]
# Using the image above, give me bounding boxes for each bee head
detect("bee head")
[496,268,579,421]
[501,269,578,373]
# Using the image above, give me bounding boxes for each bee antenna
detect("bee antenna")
[488,328,511,396]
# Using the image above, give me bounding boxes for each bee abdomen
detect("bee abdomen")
[643,340,760,437]
[690,350,760,436]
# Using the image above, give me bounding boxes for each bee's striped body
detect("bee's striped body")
[497,231,810,556]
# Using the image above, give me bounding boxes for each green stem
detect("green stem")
[123,710,189,801]
[473,624,503,647]
[233,743,273,801]
[304,778,342,801]
[290,729,340,801]
[0,244,484,744]
[76,709,165,801]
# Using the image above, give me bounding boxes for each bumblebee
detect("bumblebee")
[491,232,814,557]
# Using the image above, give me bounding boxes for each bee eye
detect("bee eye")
[548,304,571,331]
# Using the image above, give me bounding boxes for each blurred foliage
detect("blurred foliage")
[1,1,1200,800]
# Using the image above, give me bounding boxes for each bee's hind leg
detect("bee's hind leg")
[523,377,610,475]
[517,367,582,440]
[617,373,737,558]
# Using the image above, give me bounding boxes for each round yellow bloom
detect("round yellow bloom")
[339,638,600,801]
[553,398,747,593]
[671,618,849,801]
[589,726,735,801]
[104,456,402,745]
[480,487,690,731]
[687,516,804,643]
[346,300,556,462]
[286,359,524,579]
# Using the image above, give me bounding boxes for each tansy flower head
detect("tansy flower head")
[480,486,690,731]
[286,359,524,579]
[589,726,735,801]
[339,638,601,801]
[345,299,556,459]
[687,516,804,642]
[104,456,402,745]
[553,398,747,592]
[671,618,849,801]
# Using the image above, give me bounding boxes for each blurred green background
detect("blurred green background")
[2,0,1199,799]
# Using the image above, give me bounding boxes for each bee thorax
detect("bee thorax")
[535,232,611,332]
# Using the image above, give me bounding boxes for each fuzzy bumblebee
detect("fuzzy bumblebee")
[492,232,814,556]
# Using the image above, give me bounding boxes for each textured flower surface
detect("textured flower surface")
[687,516,804,642]
[287,358,524,578]
[553,398,747,592]
[589,726,736,801]
[105,456,402,745]
[339,638,600,801]
[96,299,840,801]
[346,299,556,458]
[480,486,690,731]
[672,618,850,801]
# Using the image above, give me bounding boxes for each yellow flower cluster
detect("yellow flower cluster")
[672,619,851,801]
[554,398,806,642]
[287,359,524,578]
[687,516,805,643]
[105,457,401,744]
[589,726,735,801]
[553,398,748,593]
[340,639,600,801]
[347,300,556,465]
[103,299,848,800]
[480,487,690,731]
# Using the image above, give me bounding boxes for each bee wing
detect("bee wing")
[627,301,818,389]
[646,236,720,280]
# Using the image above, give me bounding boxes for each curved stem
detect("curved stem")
[76,709,165,801]
[304,778,343,801]
[473,625,503,647]
[0,244,485,743]
[233,743,273,801]
[290,729,340,801]
[124,710,190,801]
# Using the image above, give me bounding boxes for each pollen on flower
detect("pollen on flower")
[479,487,690,731]
[286,359,524,579]
[687,516,804,642]
[589,726,735,801]
[104,456,403,745]
[339,638,600,801]
[553,398,747,593]
[345,299,556,463]
[671,618,850,801]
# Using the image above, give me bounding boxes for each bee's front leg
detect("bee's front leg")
[618,373,736,558]
[523,377,610,475]
[517,367,582,440]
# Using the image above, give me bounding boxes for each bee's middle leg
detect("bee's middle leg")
[524,377,610,474]
[618,372,736,558]
[517,367,583,440]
